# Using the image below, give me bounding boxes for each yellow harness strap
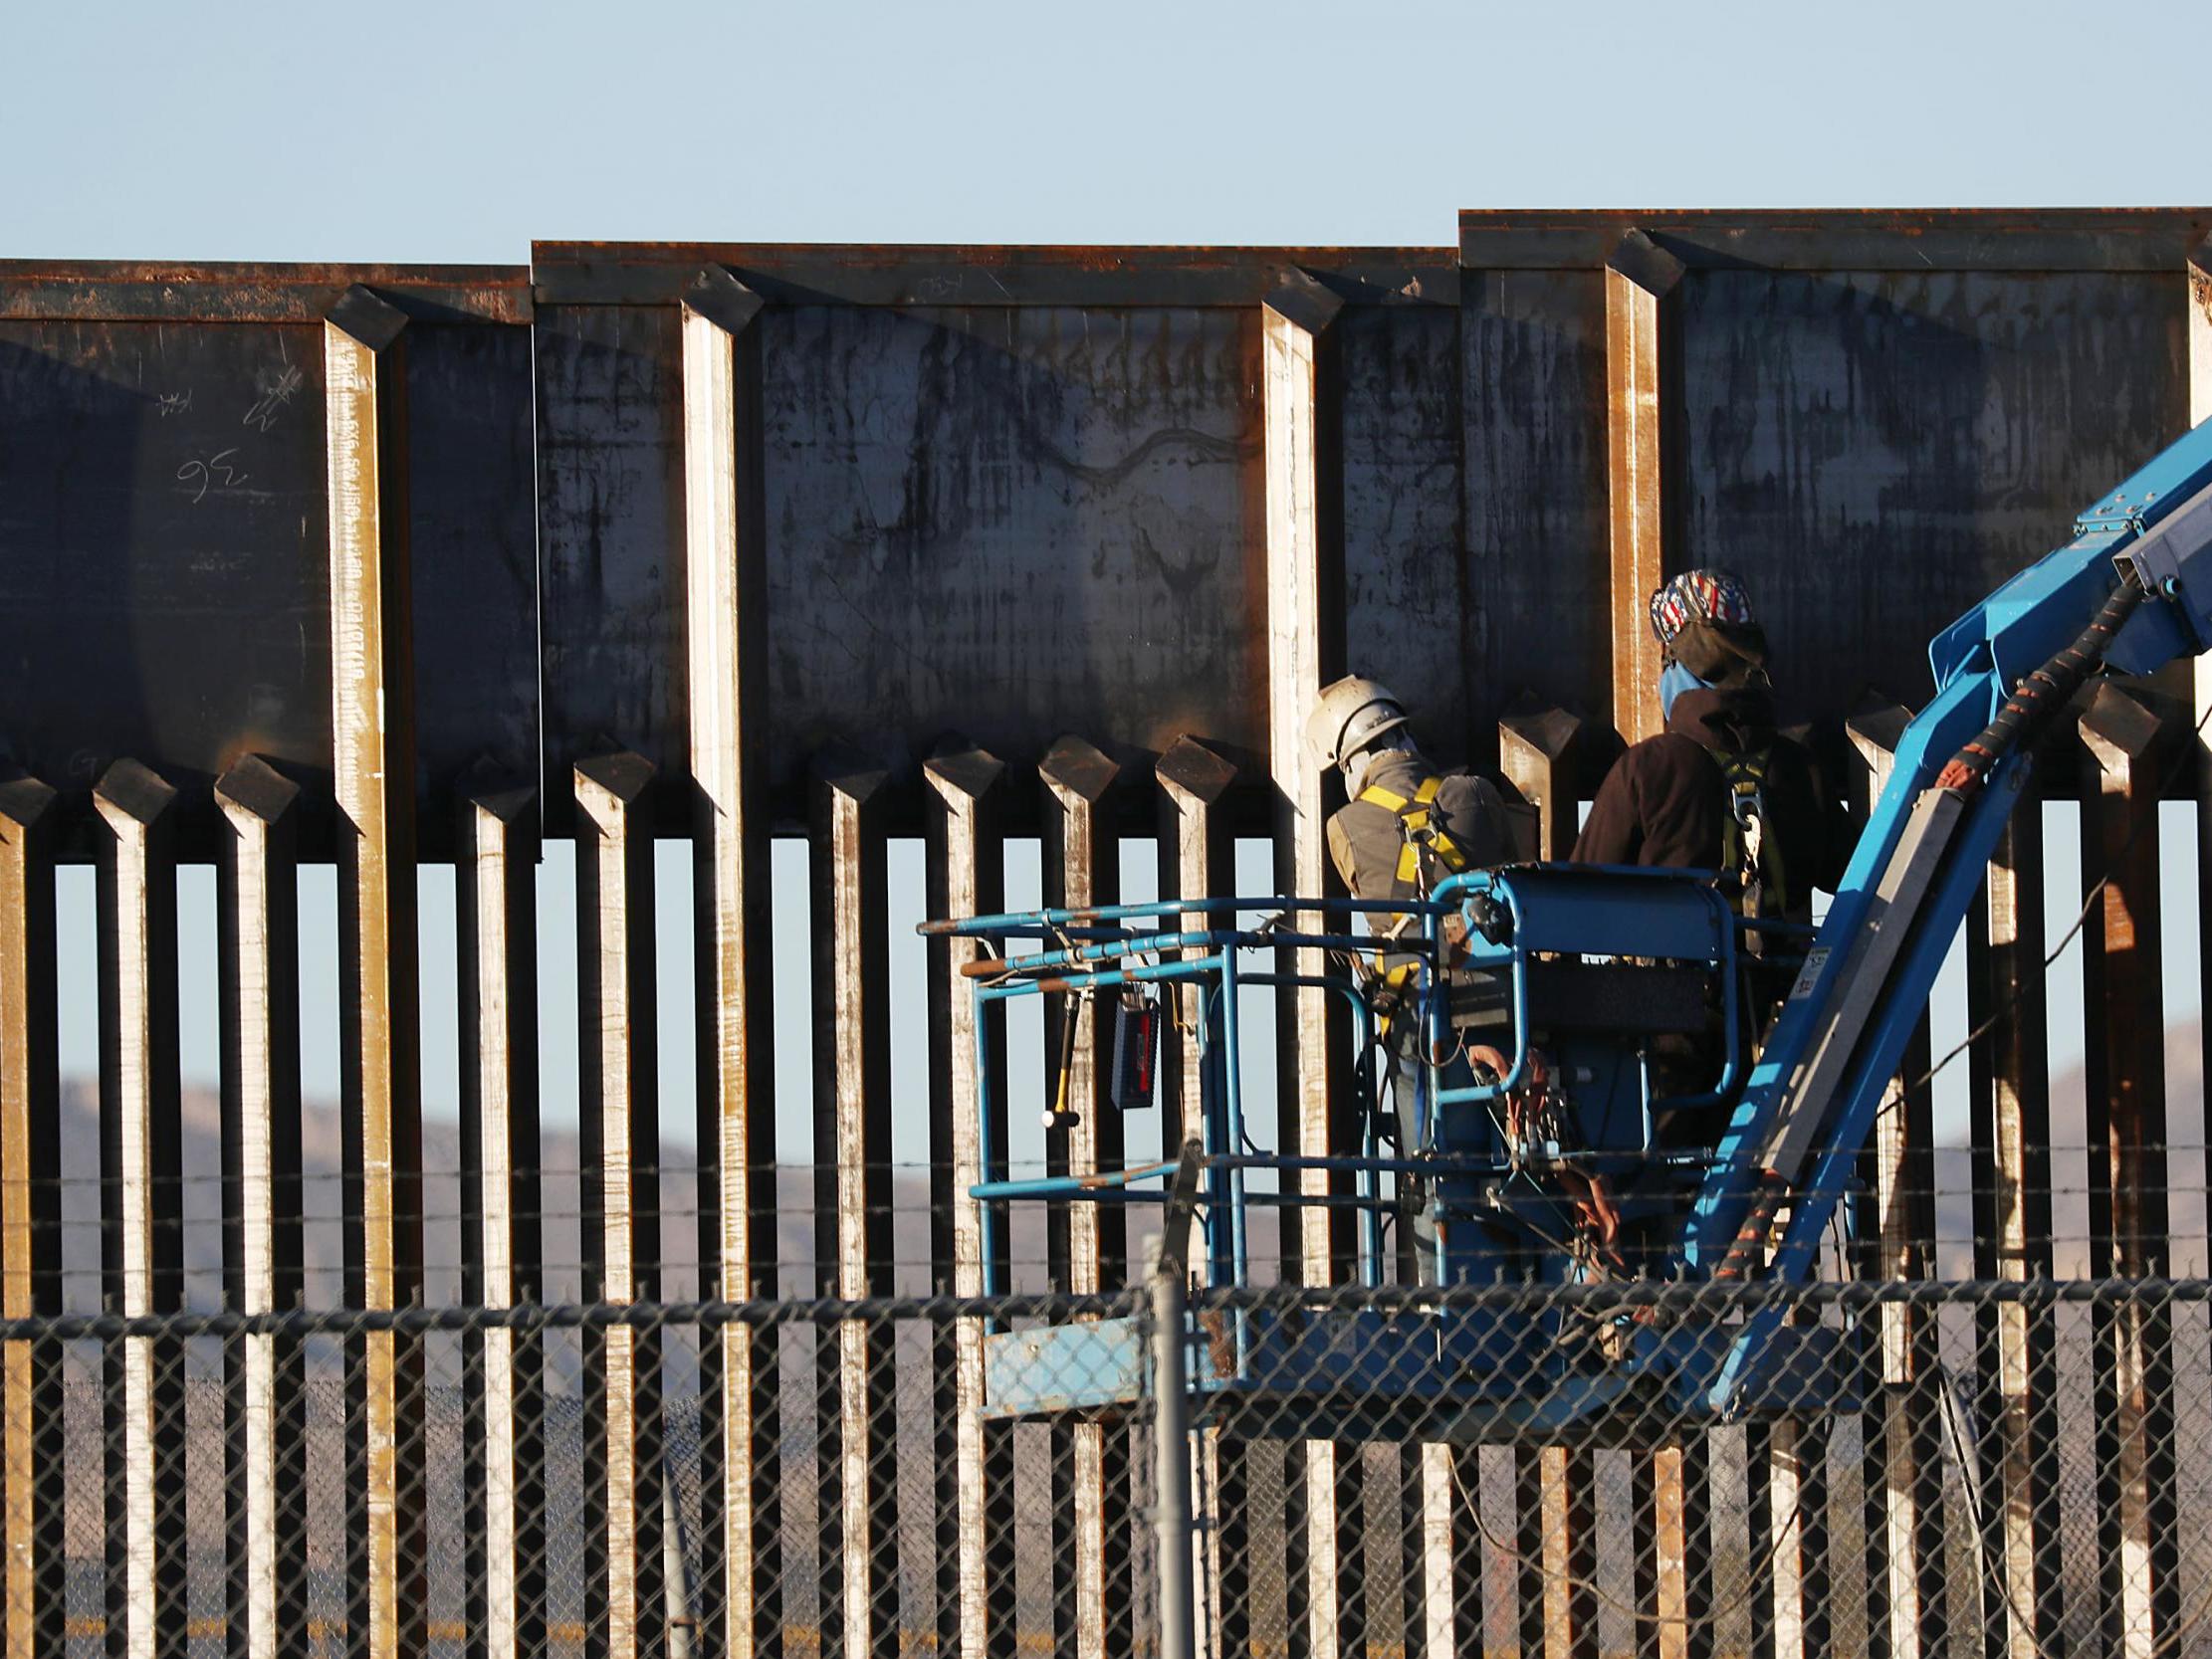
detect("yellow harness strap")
[1360,775,1468,888]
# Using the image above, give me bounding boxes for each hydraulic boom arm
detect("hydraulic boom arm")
[1690,419,2212,1285]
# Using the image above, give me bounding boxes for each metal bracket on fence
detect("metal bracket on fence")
[1158,1138,1206,1283]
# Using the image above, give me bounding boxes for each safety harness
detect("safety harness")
[1715,747,1788,918]
[1354,776,1472,1010]
[1356,775,1471,898]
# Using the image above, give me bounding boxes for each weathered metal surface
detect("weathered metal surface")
[1038,734,1125,1659]
[1459,209,2212,273]
[756,304,1261,793]
[535,242,1453,308]
[1338,299,1469,747]
[2,216,2212,1659]
[456,785,543,1659]
[809,746,897,1654]
[325,287,426,1659]
[575,752,664,1659]
[680,269,781,1659]
[94,758,184,1659]
[924,739,1008,1659]
[1260,276,1357,1659]
[0,777,59,1659]
[0,261,529,323]
[1681,269,2188,719]
[1155,736,1236,1159]
[1845,697,1950,1659]
[1498,706,1584,861]
[1605,234,1685,746]
[0,283,534,850]
[2077,683,2178,1657]
[1969,810,2058,1659]
[215,757,304,1659]
[1460,268,1613,742]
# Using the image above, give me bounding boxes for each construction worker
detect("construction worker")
[1573,569,1848,923]
[1573,570,1849,1154]
[1304,676,1518,1278]
[1305,673,1518,939]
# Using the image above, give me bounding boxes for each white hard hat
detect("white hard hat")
[1302,676,1412,774]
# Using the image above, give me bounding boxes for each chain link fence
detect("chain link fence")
[9,1269,2212,1658]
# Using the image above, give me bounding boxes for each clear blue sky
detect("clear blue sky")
[19,1,2207,1260]
[3,0,2203,264]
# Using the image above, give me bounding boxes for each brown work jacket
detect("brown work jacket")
[1571,685,1848,917]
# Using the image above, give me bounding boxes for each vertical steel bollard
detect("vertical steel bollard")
[1151,1241,1195,1659]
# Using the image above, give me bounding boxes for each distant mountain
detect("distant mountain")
[51,1082,1074,1313]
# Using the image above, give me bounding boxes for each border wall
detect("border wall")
[3,211,2212,1659]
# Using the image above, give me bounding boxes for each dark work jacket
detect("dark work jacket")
[1327,749,1516,914]
[1571,685,1848,916]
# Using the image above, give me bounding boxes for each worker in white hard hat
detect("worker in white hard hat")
[1303,675,1515,930]
[1303,676,1518,1279]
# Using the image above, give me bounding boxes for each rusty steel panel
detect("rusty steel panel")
[1678,269,2188,716]
[2077,684,2180,1656]
[1459,209,2212,273]
[0,778,60,1659]
[0,318,329,798]
[1969,810,2058,1659]
[214,757,306,1659]
[758,304,1263,791]
[924,740,1008,1659]
[0,299,533,848]
[1336,298,1468,748]
[1458,269,1614,747]
[325,288,428,1659]
[534,302,687,810]
[574,752,665,1659]
[679,273,783,1658]
[455,785,543,1659]
[808,746,897,1654]
[534,241,1453,309]
[1605,236,1685,747]
[93,758,185,1659]
[0,261,528,324]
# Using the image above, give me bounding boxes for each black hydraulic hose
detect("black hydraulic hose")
[1935,569,2147,793]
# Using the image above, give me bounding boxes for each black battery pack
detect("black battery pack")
[1109,994,1160,1113]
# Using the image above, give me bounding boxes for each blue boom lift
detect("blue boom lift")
[923,418,2212,1442]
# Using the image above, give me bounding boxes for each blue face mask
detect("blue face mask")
[1659,659,1708,723]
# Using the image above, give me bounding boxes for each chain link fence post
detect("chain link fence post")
[1150,1143,1206,1659]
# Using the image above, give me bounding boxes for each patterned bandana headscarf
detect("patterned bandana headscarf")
[1649,568,1757,653]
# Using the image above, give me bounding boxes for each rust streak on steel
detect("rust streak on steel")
[215,757,305,1659]
[1263,267,1352,1659]
[531,240,1458,308]
[1156,735,1237,1167]
[1847,697,1941,1659]
[2078,683,2178,1659]
[1969,804,2057,1659]
[681,263,780,1659]
[1040,734,1127,1659]
[1458,208,2212,272]
[0,259,531,322]
[94,759,185,1659]
[809,745,897,1656]
[1603,231,1684,747]
[456,785,543,1659]
[325,283,425,1659]
[576,752,665,1659]
[0,776,60,1659]
[925,738,1009,1659]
